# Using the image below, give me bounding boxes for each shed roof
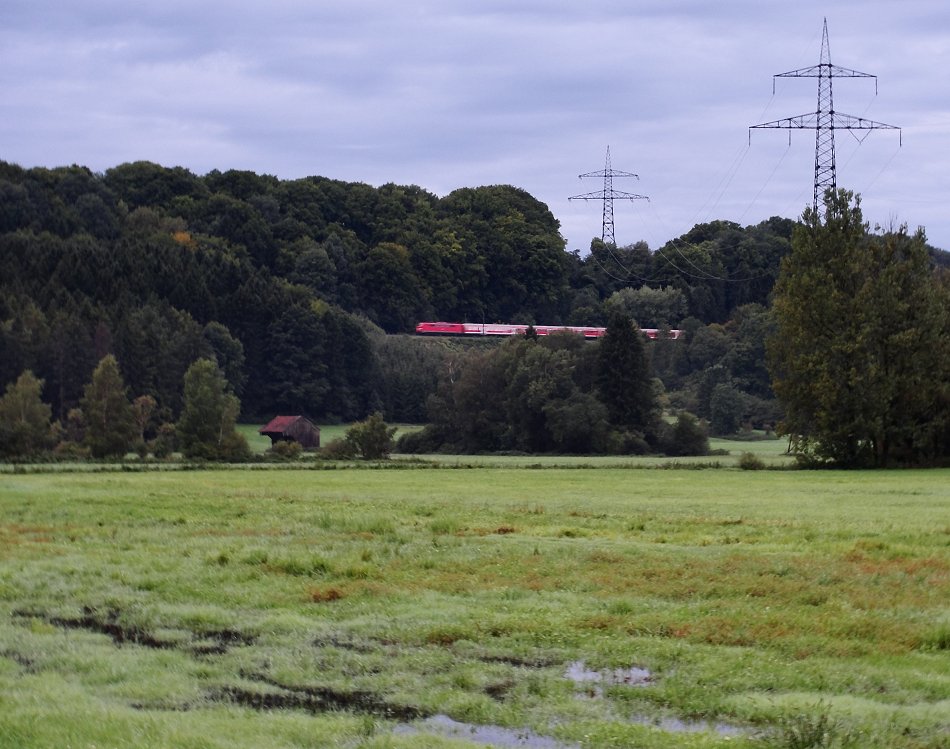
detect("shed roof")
[259,415,316,434]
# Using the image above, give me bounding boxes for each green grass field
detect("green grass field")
[1,467,948,748]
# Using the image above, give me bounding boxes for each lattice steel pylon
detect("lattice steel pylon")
[750,18,901,220]
[569,146,648,246]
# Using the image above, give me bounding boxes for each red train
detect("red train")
[415,321,683,340]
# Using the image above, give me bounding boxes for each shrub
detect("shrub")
[345,412,397,460]
[738,451,766,470]
[150,423,177,459]
[268,440,303,461]
[320,437,357,460]
[660,412,709,456]
[772,702,841,748]
[394,425,444,454]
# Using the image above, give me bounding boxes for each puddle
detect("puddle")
[565,661,749,737]
[394,715,579,749]
[629,714,748,737]
[565,660,652,696]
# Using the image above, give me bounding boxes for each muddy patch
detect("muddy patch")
[311,632,380,654]
[474,651,561,668]
[217,672,426,721]
[1,649,37,672]
[130,700,197,712]
[13,607,255,657]
[394,715,579,749]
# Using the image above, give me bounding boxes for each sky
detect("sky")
[2,0,948,253]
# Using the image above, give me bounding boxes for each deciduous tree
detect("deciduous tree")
[769,190,950,466]
[81,354,137,458]
[177,358,249,461]
[0,370,53,457]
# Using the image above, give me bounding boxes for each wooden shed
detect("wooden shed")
[259,416,320,450]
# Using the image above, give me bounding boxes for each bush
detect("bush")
[738,451,766,470]
[216,431,251,462]
[150,423,177,459]
[320,438,357,460]
[660,412,709,456]
[605,429,651,455]
[345,412,397,460]
[268,440,303,461]
[394,426,443,454]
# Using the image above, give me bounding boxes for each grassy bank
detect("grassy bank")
[1,468,947,748]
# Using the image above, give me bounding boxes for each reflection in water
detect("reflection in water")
[564,660,652,693]
[393,714,579,748]
[392,660,749,746]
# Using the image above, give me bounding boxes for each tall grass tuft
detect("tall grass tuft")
[773,703,840,748]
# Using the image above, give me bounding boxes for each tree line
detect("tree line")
[0,160,807,428]
[1,160,948,464]
[0,355,247,461]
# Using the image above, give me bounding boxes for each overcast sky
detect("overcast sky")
[2,1,947,252]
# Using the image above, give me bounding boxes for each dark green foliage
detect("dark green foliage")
[357,243,429,333]
[374,335,446,423]
[104,162,208,210]
[596,311,658,435]
[605,284,687,327]
[769,190,950,467]
[709,382,747,436]
[542,391,611,454]
[0,158,805,438]
[202,322,246,396]
[659,412,710,457]
[419,331,663,455]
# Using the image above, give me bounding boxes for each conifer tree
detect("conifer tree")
[596,310,658,438]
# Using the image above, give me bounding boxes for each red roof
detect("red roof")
[260,415,308,434]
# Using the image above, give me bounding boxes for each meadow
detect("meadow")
[0,465,948,748]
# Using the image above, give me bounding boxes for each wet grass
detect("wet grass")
[0,468,948,748]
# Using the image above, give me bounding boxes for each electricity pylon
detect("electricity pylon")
[569,146,648,246]
[750,18,901,219]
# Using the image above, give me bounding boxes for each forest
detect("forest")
[1,160,947,459]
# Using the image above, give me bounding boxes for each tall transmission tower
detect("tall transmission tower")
[569,146,648,246]
[750,18,901,219]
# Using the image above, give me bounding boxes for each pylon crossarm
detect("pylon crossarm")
[775,65,875,80]
[751,113,820,130]
[569,192,605,201]
[751,113,900,135]
[611,191,649,201]
[577,169,639,179]
[830,112,900,131]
